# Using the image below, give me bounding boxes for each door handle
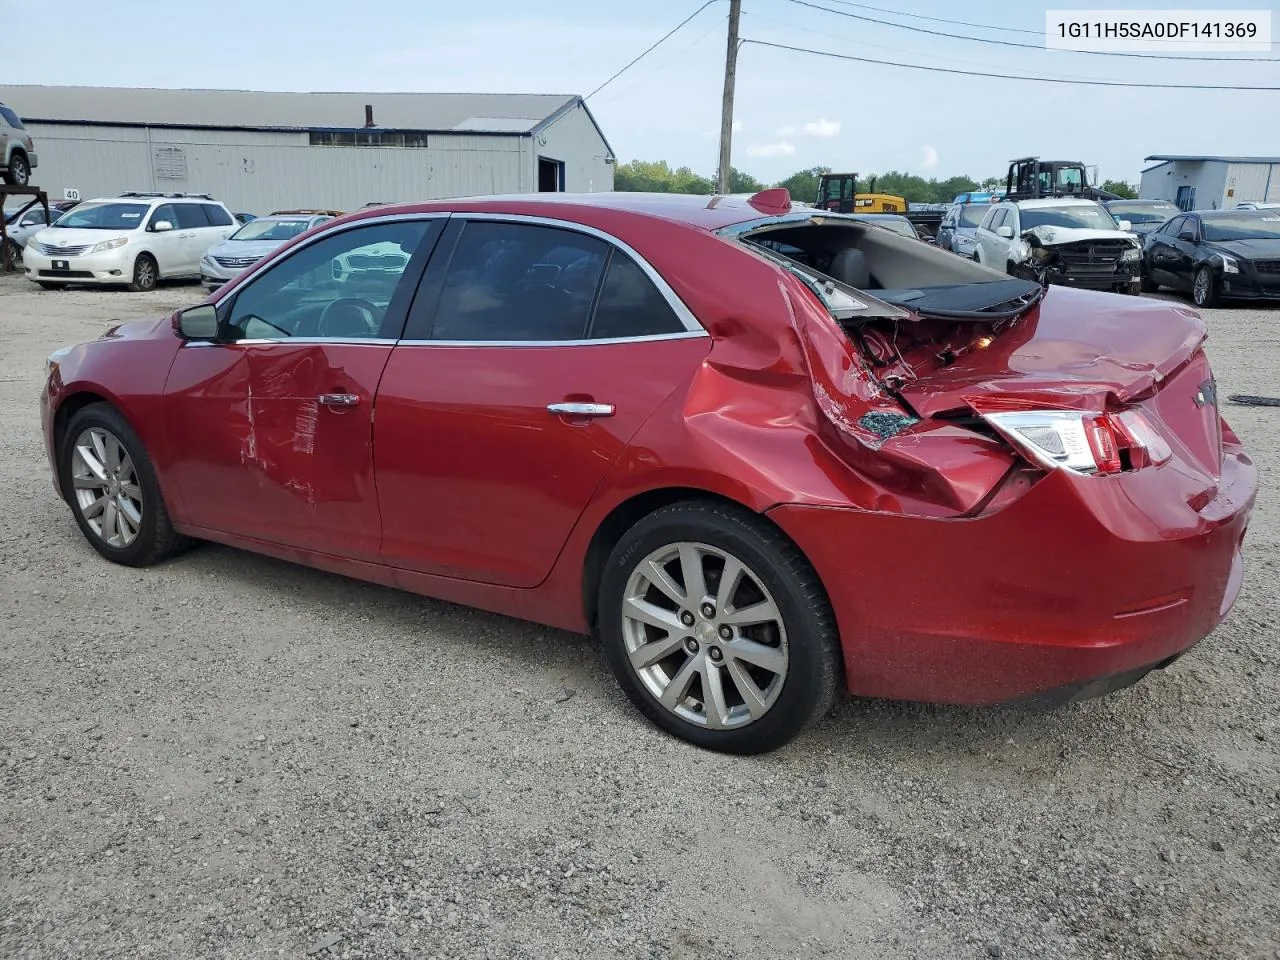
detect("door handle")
[547,401,614,418]
[318,393,360,407]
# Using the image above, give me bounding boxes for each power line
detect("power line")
[818,0,1041,35]
[585,1,724,100]
[742,38,1280,89]
[786,0,1280,63]
[591,17,728,105]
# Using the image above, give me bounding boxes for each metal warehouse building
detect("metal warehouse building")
[0,84,616,213]
[1139,155,1280,212]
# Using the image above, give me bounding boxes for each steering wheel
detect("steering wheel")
[318,297,383,338]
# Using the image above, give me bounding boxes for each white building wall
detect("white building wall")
[535,104,614,193]
[24,123,530,212]
[1224,162,1279,206]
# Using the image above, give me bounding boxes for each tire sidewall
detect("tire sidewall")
[598,507,836,754]
[9,153,28,185]
[59,405,166,565]
[133,255,157,292]
[1194,267,1215,307]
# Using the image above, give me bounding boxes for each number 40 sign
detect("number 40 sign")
[63,188,81,202]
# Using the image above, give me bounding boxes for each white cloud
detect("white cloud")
[920,145,940,171]
[800,118,841,138]
[746,141,796,159]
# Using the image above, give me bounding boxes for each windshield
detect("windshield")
[231,218,311,242]
[863,217,917,238]
[52,203,150,230]
[1202,215,1280,242]
[957,206,987,227]
[1020,204,1119,231]
[1109,202,1178,224]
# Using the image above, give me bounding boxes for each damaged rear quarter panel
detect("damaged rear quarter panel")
[585,232,1018,520]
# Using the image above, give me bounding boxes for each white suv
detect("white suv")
[23,192,238,291]
[973,197,1141,294]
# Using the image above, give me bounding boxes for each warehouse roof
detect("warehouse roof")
[1144,154,1280,164]
[0,84,594,137]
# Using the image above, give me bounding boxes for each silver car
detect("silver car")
[199,213,333,291]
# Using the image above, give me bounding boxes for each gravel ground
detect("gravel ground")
[1,271,1277,960]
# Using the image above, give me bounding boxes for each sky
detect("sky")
[3,0,1277,187]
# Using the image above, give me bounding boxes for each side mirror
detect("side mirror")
[1117,219,1133,232]
[176,304,218,340]
[996,225,1014,239]
[152,219,174,232]
[1178,230,1196,242]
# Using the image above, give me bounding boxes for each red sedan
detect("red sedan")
[40,189,1257,754]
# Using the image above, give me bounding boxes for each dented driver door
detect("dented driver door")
[161,215,443,560]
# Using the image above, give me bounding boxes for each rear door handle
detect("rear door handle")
[547,401,614,418]
[318,393,360,407]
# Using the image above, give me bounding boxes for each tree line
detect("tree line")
[612,161,1137,203]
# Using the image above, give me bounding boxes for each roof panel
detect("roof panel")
[1144,154,1280,164]
[0,84,578,133]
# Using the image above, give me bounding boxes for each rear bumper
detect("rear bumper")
[768,445,1257,706]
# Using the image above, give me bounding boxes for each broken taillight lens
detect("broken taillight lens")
[981,409,1170,476]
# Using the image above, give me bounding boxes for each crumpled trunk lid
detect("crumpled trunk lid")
[897,286,1207,418]
[895,285,1225,486]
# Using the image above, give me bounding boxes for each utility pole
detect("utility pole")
[716,0,742,195]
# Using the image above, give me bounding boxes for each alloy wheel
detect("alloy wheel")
[10,155,29,186]
[621,541,789,730]
[134,257,156,290]
[1193,269,1210,305]
[70,427,144,548]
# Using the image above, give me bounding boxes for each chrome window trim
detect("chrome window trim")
[184,337,399,348]
[200,209,708,349]
[437,211,708,341]
[395,330,708,349]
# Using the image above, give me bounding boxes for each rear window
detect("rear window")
[0,105,25,130]
[958,205,987,227]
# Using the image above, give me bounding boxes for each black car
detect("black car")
[1141,209,1280,307]
[1104,199,1180,239]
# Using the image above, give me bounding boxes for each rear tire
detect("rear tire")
[3,152,30,186]
[59,403,191,567]
[598,500,842,755]
[128,254,158,292]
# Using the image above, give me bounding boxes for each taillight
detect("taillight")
[1113,409,1173,467]
[981,408,1170,476]
[1084,416,1122,474]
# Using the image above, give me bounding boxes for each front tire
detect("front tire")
[3,152,30,186]
[3,238,21,267]
[1140,269,1157,293]
[1192,266,1220,308]
[598,500,842,755]
[59,403,190,567]
[128,254,158,292]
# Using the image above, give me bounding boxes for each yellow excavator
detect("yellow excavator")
[814,172,907,214]
[814,172,946,240]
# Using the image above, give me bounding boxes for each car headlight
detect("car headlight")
[1215,253,1239,274]
[45,346,71,379]
[1121,246,1140,262]
[89,237,128,255]
[955,235,973,247]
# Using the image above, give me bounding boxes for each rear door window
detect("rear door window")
[588,252,686,339]
[174,204,211,229]
[202,204,234,227]
[428,221,608,341]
